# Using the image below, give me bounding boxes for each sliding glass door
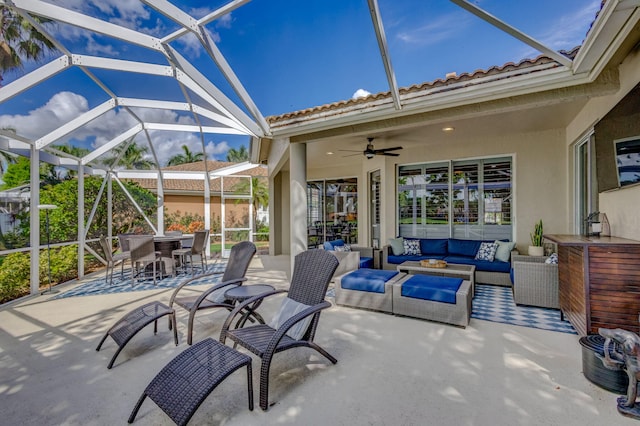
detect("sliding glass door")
[307,178,358,246]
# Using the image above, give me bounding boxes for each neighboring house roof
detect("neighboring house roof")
[266,48,580,127]
[129,161,267,194]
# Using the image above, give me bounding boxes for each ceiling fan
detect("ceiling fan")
[340,137,403,159]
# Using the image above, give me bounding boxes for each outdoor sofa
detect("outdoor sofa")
[382,237,517,286]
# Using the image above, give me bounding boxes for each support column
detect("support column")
[204,175,211,258]
[289,143,307,268]
[157,173,164,235]
[107,173,112,240]
[30,146,40,295]
[77,165,85,279]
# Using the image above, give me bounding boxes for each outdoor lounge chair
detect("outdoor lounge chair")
[98,235,130,285]
[219,249,339,410]
[169,241,257,345]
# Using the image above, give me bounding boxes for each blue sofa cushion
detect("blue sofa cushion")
[360,257,374,269]
[341,269,399,293]
[447,239,482,257]
[444,256,511,273]
[419,238,448,256]
[401,275,463,304]
[323,239,345,250]
[387,254,441,264]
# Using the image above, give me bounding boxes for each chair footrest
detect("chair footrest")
[129,338,253,424]
[97,301,177,369]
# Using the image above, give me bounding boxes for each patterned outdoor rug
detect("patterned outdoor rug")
[471,284,576,334]
[327,283,575,334]
[54,262,227,299]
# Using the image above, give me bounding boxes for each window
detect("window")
[398,157,512,240]
[574,131,597,235]
[307,178,358,246]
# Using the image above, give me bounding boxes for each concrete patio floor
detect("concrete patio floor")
[0,255,635,426]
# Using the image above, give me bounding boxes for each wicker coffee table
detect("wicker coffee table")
[396,261,476,297]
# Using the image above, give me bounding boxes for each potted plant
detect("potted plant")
[528,219,545,256]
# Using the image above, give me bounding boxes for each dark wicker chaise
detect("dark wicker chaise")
[220,249,339,410]
[169,241,256,345]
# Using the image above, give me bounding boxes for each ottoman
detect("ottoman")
[334,269,406,313]
[392,274,471,327]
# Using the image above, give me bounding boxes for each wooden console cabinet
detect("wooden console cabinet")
[544,234,640,336]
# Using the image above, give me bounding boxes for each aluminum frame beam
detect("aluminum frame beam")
[450,0,573,68]
[0,56,69,103]
[368,0,401,110]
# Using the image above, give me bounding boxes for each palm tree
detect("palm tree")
[233,176,269,227]
[226,145,249,162]
[167,144,204,166]
[0,6,56,75]
[0,127,17,173]
[103,138,154,170]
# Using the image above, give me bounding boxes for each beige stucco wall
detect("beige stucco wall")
[307,127,568,253]
[567,46,640,240]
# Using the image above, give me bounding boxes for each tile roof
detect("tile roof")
[266,47,581,125]
[128,161,267,194]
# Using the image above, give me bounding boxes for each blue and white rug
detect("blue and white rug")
[54,263,227,299]
[471,284,576,334]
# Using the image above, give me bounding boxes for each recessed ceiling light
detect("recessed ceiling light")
[326,151,334,155]
[442,127,455,132]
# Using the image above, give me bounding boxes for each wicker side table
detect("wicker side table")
[128,338,253,425]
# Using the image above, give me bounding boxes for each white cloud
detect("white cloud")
[0,91,89,140]
[352,89,372,99]
[205,140,230,158]
[0,91,236,166]
[396,12,472,46]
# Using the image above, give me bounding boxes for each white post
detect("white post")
[107,173,112,240]
[290,143,307,269]
[77,164,85,278]
[30,146,40,295]
[204,175,211,259]
[157,172,164,235]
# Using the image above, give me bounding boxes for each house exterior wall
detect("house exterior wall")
[567,46,640,241]
[164,194,251,230]
[308,127,567,253]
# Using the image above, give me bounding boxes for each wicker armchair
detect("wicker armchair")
[511,254,559,309]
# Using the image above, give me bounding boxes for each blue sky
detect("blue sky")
[0,0,602,166]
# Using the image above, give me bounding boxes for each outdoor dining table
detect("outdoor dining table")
[123,234,193,278]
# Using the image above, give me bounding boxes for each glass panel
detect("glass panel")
[398,165,424,233]
[452,162,479,225]
[369,170,381,248]
[483,159,512,225]
[307,181,324,248]
[398,157,512,241]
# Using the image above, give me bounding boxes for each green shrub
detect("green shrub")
[0,253,31,303]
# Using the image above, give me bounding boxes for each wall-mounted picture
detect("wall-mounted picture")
[614,136,640,187]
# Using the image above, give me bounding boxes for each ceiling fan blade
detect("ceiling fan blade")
[379,152,400,156]
[338,149,363,153]
[374,146,403,153]
[341,153,362,157]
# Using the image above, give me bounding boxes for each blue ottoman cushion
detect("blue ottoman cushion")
[341,269,399,293]
[359,257,374,269]
[401,275,463,304]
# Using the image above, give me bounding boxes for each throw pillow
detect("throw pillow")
[475,242,498,261]
[334,244,351,252]
[389,237,404,255]
[494,240,517,262]
[269,296,313,340]
[545,253,558,264]
[403,239,421,256]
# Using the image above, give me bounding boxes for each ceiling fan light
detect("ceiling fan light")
[365,152,375,159]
